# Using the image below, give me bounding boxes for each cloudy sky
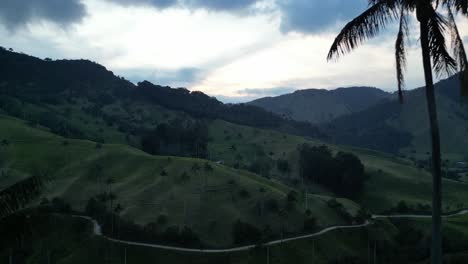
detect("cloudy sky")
[1,0,467,102]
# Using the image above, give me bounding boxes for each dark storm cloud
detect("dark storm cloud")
[0,0,86,29]
[279,0,368,33]
[185,0,259,11]
[107,0,179,8]
[109,0,259,11]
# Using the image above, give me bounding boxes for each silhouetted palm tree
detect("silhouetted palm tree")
[327,1,467,263]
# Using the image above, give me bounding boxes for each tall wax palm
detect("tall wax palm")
[327,1,467,263]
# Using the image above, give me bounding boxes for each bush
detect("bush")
[179,171,190,182]
[287,191,298,203]
[396,200,409,213]
[157,214,168,225]
[303,217,317,232]
[276,159,290,173]
[265,199,279,213]
[327,199,343,209]
[232,220,262,245]
[239,189,250,199]
[204,162,213,172]
[50,197,71,213]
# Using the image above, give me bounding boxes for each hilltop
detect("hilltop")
[249,86,391,124]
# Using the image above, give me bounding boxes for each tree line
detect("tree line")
[299,144,368,198]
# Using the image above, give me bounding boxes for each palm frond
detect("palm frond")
[426,10,457,77]
[395,7,409,103]
[327,0,400,61]
[447,7,468,96]
[440,0,468,14]
[0,176,43,219]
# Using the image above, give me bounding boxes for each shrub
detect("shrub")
[287,191,298,203]
[232,220,261,244]
[239,189,250,199]
[265,199,279,213]
[157,214,168,225]
[50,197,71,213]
[203,162,213,172]
[327,199,343,209]
[303,217,317,232]
[396,200,410,213]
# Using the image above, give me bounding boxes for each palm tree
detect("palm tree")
[0,175,43,260]
[327,1,467,263]
[0,176,43,219]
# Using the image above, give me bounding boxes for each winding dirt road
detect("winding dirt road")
[72,209,468,253]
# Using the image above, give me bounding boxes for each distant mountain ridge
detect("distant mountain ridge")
[0,48,324,138]
[248,72,468,157]
[249,86,392,124]
[324,75,468,157]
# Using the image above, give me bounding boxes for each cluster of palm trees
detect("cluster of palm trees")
[328,1,467,263]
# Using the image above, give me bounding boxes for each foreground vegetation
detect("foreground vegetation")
[0,114,361,247]
[2,212,468,264]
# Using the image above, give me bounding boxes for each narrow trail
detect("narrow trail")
[72,209,468,253]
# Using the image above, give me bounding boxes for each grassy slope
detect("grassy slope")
[0,114,352,247]
[208,120,468,212]
[11,92,468,211]
[393,88,468,161]
[5,93,468,213]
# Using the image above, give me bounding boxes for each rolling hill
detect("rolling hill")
[249,87,391,124]
[249,73,468,162]
[0,48,323,140]
[0,114,355,247]
[325,75,468,160]
[2,48,468,256]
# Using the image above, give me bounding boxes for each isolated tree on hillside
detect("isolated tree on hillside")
[327,1,467,263]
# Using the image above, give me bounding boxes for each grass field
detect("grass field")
[2,110,468,261]
[0,114,355,247]
[4,95,468,214]
[207,120,468,213]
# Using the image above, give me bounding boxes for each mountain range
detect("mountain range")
[249,86,392,124]
[249,75,468,159]
[1,47,467,160]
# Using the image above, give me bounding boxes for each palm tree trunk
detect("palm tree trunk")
[419,19,443,264]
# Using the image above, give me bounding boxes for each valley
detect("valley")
[1,48,468,263]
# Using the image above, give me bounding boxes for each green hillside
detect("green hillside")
[2,86,467,215]
[0,114,355,247]
[5,81,465,216]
